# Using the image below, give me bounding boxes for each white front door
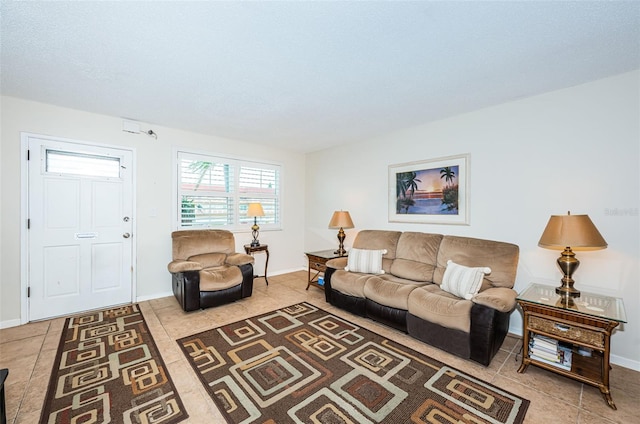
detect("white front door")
[27,135,134,321]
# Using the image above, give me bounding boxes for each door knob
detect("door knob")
[123,233,131,238]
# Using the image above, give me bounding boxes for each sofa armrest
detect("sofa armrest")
[326,257,348,270]
[472,287,517,313]
[168,260,202,273]
[225,253,255,266]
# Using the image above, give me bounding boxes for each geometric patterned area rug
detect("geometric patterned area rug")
[177,302,529,424]
[41,304,188,424]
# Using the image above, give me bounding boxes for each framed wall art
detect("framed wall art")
[388,153,469,225]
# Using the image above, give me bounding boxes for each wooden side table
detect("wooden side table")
[244,244,269,285]
[516,283,626,409]
[304,249,346,290]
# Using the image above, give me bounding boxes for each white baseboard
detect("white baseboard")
[268,267,306,276]
[0,318,22,329]
[136,291,174,302]
[508,324,639,371]
[610,354,640,372]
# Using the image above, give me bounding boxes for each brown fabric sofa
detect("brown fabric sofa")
[167,230,255,311]
[324,230,519,366]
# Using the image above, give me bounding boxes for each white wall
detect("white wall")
[305,71,640,370]
[0,96,307,324]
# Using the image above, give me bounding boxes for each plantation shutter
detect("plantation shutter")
[177,151,281,230]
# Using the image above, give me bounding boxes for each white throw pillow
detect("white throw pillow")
[344,248,387,274]
[441,260,491,300]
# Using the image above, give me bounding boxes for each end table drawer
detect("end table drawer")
[307,256,327,272]
[312,262,327,272]
[529,315,604,348]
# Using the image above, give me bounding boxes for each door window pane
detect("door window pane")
[46,150,121,178]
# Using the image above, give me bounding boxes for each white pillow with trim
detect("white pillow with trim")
[344,248,387,274]
[441,260,491,300]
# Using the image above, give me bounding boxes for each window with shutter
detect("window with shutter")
[176,151,281,231]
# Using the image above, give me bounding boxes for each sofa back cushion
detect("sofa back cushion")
[353,230,402,273]
[390,232,443,282]
[345,248,387,274]
[172,229,236,260]
[434,235,519,289]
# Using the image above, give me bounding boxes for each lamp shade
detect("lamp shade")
[247,203,265,217]
[538,213,607,250]
[328,211,354,229]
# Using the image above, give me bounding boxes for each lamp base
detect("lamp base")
[334,227,347,256]
[555,247,581,297]
[251,219,260,247]
[555,284,580,298]
[555,292,578,309]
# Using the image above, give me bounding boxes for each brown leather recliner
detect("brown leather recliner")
[167,230,255,311]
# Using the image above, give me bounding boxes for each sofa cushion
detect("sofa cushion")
[188,253,227,268]
[407,285,473,333]
[345,248,386,274]
[441,260,491,300]
[331,270,371,298]
[473,287,518,313]
[199,265,242,291]
[434,236,519,289]
[364,277,423,310]
[389,232,442,282]
[225,252,255,266]
[167,259,201,273]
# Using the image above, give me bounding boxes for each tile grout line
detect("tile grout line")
[11,320,53,424]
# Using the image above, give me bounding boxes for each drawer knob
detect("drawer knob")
[554,323,570,332]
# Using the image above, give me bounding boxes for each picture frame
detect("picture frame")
[388,153,470,225]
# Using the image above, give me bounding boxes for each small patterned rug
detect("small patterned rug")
[41,304,188,424]
[177,302,529,423]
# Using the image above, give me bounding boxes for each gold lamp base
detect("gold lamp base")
[250,219,260,247]
[334,227,347,256]
[555,247,580,297]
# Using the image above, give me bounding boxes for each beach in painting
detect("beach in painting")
[396,165,459,215]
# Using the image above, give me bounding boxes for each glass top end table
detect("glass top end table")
[516,282,626,409]
[517,283,626,323]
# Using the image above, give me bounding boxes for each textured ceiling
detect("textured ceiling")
[1,1,639,153]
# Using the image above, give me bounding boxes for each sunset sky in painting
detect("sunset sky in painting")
[415,166,458,192]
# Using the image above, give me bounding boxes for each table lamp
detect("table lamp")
[247,203,265,247]
[538,211,607,297]
[328,211,354,256]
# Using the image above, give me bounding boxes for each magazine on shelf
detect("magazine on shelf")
[531,334,558,350]
[529,334,572,369]
[530,353,571,370]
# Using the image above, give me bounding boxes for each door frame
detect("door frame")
[20,132,137,324]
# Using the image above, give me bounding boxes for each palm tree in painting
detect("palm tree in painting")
[396,172,421,213]
[397,197,415,214]
[439,167,458,212]
[440,167,456,186]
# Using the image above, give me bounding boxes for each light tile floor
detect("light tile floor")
[1,271,638,423]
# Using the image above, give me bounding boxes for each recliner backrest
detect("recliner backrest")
[172,230,236,260]
[433,235,519,289]
[352,230,402,273]
[390,232,443,282]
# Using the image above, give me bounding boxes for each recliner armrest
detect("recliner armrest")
[326,257,348,270]
[472,287,517,313]
[167,260,202,273]
[225,253,255,266]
